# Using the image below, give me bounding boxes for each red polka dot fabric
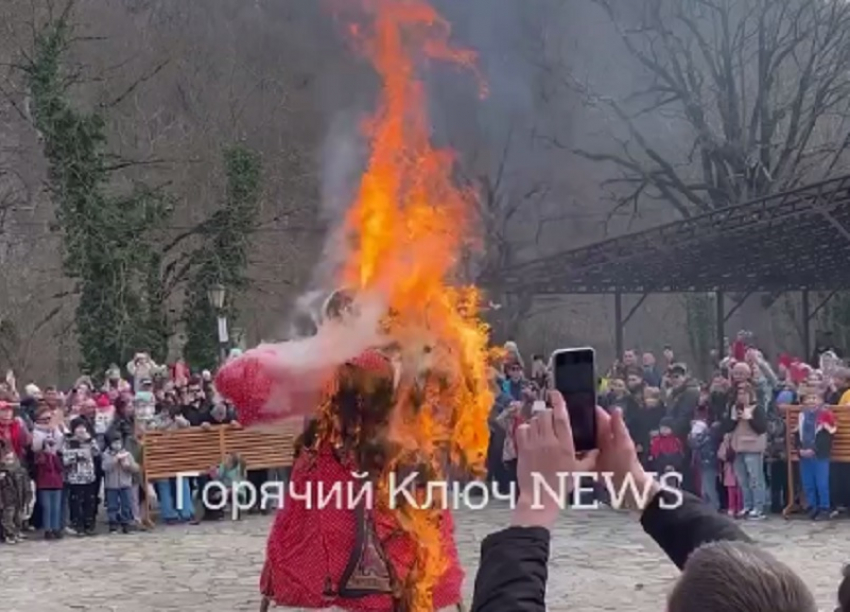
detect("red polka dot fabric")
[347,349,394,379]
[215,347,278,427]
[216,348,394,428]
[260,447,463,610]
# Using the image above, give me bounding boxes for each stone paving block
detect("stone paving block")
[0,507,846,611]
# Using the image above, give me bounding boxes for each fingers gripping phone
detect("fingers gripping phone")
[551,347,597,452]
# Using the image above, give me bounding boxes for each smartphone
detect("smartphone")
[551,347,597,452]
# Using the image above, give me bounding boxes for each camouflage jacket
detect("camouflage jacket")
[0,463,32,510]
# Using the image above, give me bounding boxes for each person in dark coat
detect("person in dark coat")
[470,407,816,612]
[666,363,701,494]
[667,364,700,436]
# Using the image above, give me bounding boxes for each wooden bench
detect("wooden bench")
[222,426,298,471]
[782,404,850,516]
[140,423,301,524]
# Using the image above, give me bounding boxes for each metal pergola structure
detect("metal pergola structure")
[495,174,850,359]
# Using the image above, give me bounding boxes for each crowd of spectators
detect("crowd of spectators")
[487,333,847,521]
[472,381,850,612]
[0,351,256,544]
[2,330,848,549]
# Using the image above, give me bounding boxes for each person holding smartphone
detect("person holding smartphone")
[32,406,65,539]
[470,400,815,612]
[723,382,768,520]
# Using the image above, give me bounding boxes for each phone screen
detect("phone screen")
[553,348,597,452]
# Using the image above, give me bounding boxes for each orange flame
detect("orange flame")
[338,1,493,610]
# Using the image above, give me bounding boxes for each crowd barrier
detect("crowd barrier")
[140,423,301,524]
[782,404,850,517]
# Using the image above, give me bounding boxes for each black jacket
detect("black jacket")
[722,403,768,436]
[470,490,749,612]
[667,384,700,437]
[626,405,666,455]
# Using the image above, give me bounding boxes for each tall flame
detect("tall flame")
[339,1,493,610]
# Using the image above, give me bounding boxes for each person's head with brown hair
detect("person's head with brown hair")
[609,377,626,398]
[643,386,662,408]
[625,366,644,392]
[799,384,824,409]
[668,541,816,612]
[734,381,756,407]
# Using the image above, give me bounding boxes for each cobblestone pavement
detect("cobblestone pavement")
[0,506,846,612]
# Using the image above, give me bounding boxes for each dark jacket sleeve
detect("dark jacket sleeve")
[641,489,750,569]
[672,388,699,437]
[186,407,209,427]
[748,403,768,434]
[722,411,736,434]
[471,526,549,612]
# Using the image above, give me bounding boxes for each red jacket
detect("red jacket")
[35,451,64,489]
[0,419,27,459]
[650,434,684,459]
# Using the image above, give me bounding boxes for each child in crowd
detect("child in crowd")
[796,385,837,520]
[108,397,144,523]
[133,379,157,431]
[688,406,721,511]
[63,418,99,535]
[649,417,684,476]
[94,394,115,447]
[206,452,247,520]
[626,386,665,467]
[0,440,32,543]
[102,432,139,533]
[718,433,742,516]
[765,405,788,513]
[495,386,535,500]
[32,406,65,539]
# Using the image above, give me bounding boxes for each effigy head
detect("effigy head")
[335,348,396,407]
[322,287,357,323]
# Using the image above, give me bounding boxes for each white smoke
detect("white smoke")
[271,291,387,372]
[315,111,367,288]
[283,111,368,341]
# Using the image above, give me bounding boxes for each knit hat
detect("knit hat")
[659,416,675,430]
[95,394,111,409]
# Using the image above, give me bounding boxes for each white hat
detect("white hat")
[24,383,42,398]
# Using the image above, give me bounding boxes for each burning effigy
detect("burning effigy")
[214,1,493,611]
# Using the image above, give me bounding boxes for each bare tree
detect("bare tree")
[455,122,555,341]
[569,0,850,217]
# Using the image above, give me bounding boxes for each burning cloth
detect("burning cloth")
[215,0,496,609]
[216,344,464,612]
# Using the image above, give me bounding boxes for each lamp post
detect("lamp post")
[207,283,228,365]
